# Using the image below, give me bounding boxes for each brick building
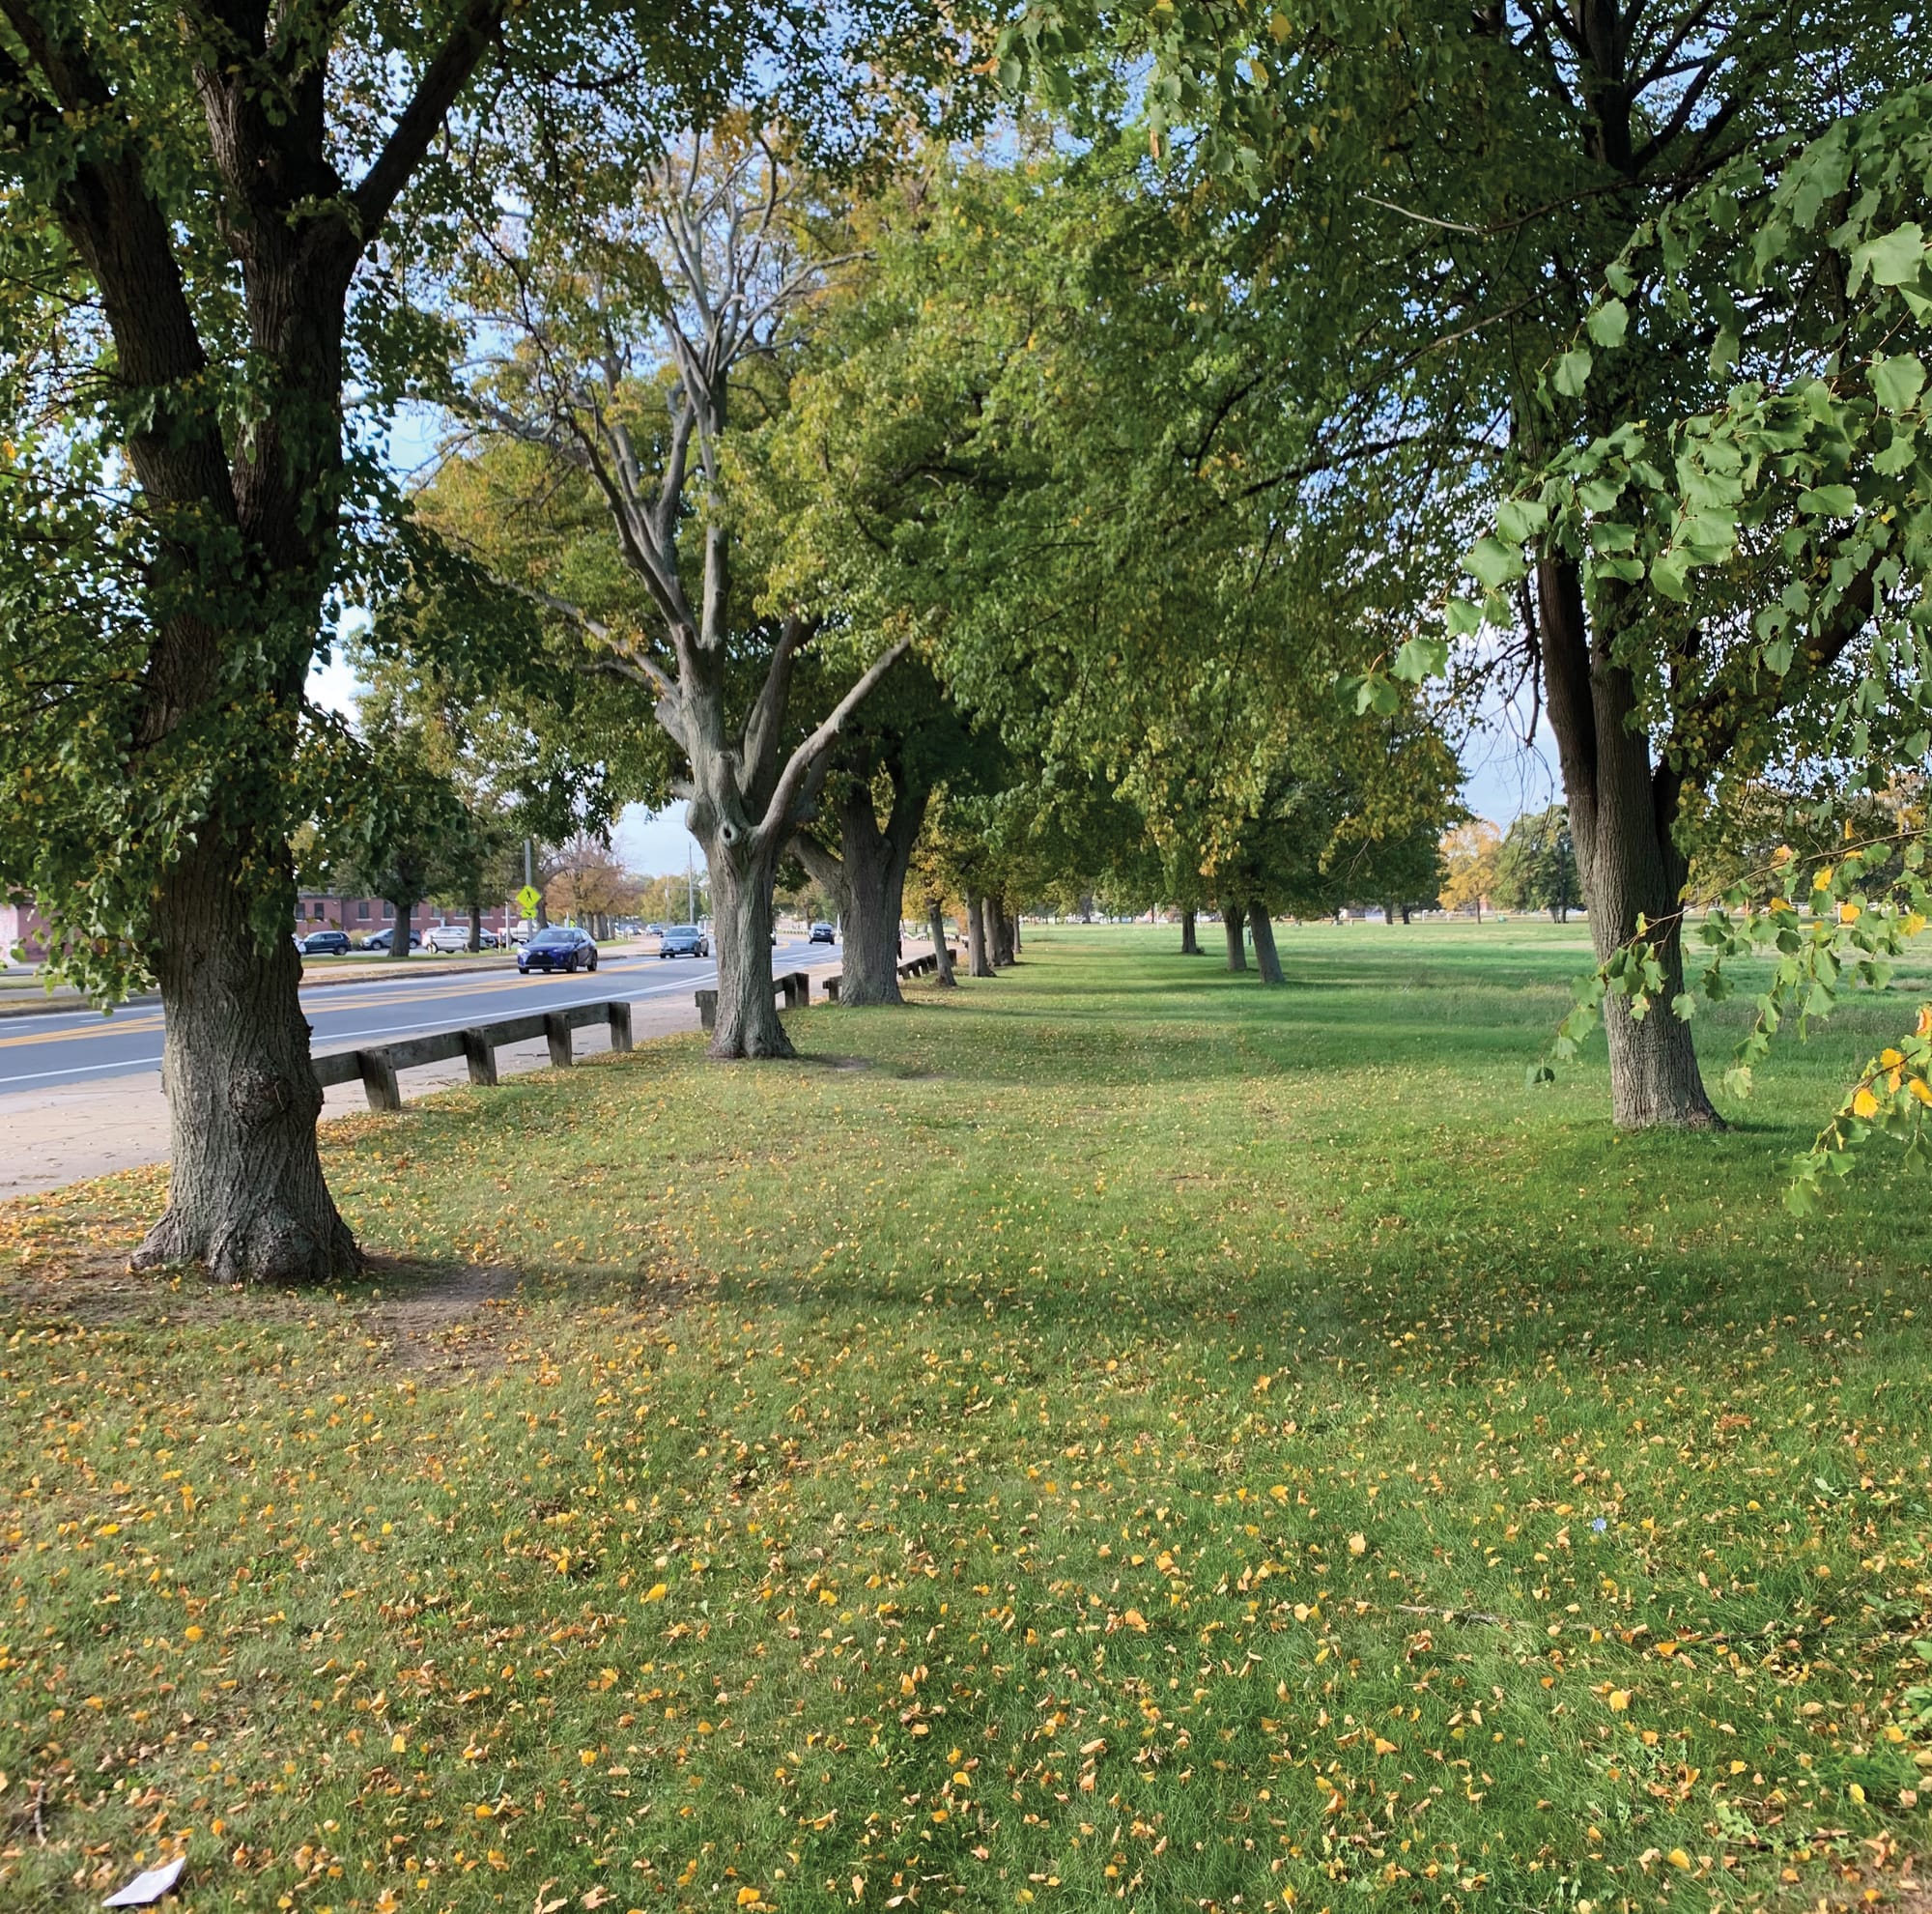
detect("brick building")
[294,894,518,939]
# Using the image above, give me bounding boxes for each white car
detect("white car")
[424,923,489,954]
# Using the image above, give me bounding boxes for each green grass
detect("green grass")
[4,922,1932,1914]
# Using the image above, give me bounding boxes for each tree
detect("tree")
[0,1,1003,1283]
[0,0,538,1279]
[1494,808,1582,923]
[445,127,923,1057]
[1003,0,1908,1134]
[327,737,470,963]
[784,660,979,1005]
[1439,822,1503,920]
[547,836,638,938]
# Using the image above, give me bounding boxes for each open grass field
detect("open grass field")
[4,921,1932,1914]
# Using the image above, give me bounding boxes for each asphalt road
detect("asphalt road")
[0,937,840,1097]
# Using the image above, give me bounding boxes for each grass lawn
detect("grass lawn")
[4,922,1932,1914]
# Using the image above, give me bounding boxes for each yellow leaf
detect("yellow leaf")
[1348,1532,1368,1556]
[1918,1004,1932,1038]
[737,1890,763,1908]
[1839,900,1861,924]
[1848,1781,1867,1805]
[1910,1077,1932,1107]
[1606,1689,1631,1712]
[643,1582,668,1603]
[1882,1048,1905,1068]
[1269,11,1292,42]
[1122,1608,1149,1632]
[1852,1087,1882,1119]
[391,1732,407,1754]
[1666,1846,1691,1870]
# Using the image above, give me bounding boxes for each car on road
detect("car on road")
[659,924,710,958]
[424,923,497,954]
[519,926,598,974]
[361,928,421,953]
[298,928,352,957]
[809,921,836,945]
[644,922,665,937]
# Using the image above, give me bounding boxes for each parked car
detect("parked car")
[809,921,836,945]
[361,927,421,953]
[298,928,352,957]
[519,926,598,974]
[423,923,493,954]
[644,922,666,938]
[659,924,710,958]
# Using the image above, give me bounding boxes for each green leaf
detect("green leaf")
[1495,497,1548,543]
[1651,552,1690,601]
[1444,597,1485,637]
[1392,634,1449,682]
[1553,349,1592,397]
[1871,353,1927,414]
[1463,536,1524,590]
[1851,222,1927,292]
[1586,299,1629,348]
[1798,484,1859,518]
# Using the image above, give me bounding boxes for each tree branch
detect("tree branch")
[757,638,911,850]
[345,0,506,255]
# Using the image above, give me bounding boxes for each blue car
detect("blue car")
[658,924,710,958]
[520,927,598,974]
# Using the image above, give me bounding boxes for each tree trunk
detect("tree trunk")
[967,895,994,977]
[1539,557,1721,1129]
[469,901,483,952]
[1010,912,1021,956]
[1180,908,1202,955]
[1222,904,1247,971]
[989,893,1015,966]
[131,835,358,1285]
[388,899,412,958]
[1249,902,1285,986]
[929,904,956,986]
[706,836,790,1058]
[1401,903,1412,925]
[835,819,908,1005]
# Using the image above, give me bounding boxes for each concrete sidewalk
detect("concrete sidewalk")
[0,954,856,1200]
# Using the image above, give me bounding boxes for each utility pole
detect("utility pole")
[686,843,695,925]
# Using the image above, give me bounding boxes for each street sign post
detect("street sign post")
[517,884,541,917]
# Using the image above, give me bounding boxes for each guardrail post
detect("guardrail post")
[607,1001,633,1052]
[461,1029,497,1087]
[544,1013,573,1068]
[358,1049,402,1113]
[696,988,718,1032]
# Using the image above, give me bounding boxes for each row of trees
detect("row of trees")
[2,0,1923,1279]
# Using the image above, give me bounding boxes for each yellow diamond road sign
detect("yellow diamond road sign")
[517,884,541,915]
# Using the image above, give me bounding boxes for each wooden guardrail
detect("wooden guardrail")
[824,948,954,1001]
[695,970,810,1032]
[312,999,633,1112]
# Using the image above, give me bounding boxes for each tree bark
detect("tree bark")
[967,895,994,977]
[1180,908,1202,955]
[387,898,413,958]
[989,893,1015,967]
[1539,557,1721,1129]
[132,834,358,1284]
[1222,903,1247,971]
[704,834,789,1058]
[468,901,483,952]
[928,904,956,986]
[789,763,928,1007]
[1249,903,1285,986]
